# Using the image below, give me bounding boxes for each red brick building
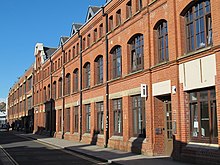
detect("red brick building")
[8,0,220,164]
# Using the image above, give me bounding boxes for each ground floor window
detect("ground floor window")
[132,95,146,138]
[65,108,70,132]
[189,87,218,144]
[113,98,123,136]
[74,106,79,133]
[85,104,91,133]
[58,109,62,132]
[97,102,104,134]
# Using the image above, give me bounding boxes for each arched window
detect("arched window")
[128,34,144,72]
[110,46,122,79]
[43,87,46,102]
[95,56,103,84]
[73,69,79,92]
[65,73,71,95]
[84,62,91,88]
[155,20,169,63]
[58,78,62,98]
[184,0,212,52]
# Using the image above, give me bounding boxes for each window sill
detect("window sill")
[107,76,121,83]
[187,142,219,150]
[110,135,123,141]
[129,137,146,143]
[150,61,169,70]
[178,46,212,61]
[148,0,158,6]
[82,133,91,137]
[125,69,143,78]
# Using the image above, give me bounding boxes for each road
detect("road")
[0,131,107,165]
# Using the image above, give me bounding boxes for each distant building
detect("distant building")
[0,110,6,126]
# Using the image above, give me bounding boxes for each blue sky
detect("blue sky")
[0,0,105,101]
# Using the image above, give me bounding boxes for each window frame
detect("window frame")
[84,63,91,88]
[74,106,79,133]
[184,0,212,53]
[95,56,103,84]
[85,104,91,133]
[113,98,123,136]
[129,34,144,72]
[111,46,122,79]
[132,95,146,138]
[189,88,218,144]
[97,102,104,134]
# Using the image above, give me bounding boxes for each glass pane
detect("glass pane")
[190,103,198,137]
[200,101,210,137]
[200,90,208,100]
[190,92,197,101]
[133,109,137,134]
[211,101,218,138]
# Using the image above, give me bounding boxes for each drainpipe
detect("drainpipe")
[49,57,53,136]
[78,30,83,141]
[32,66,35,132]
[102,6,109,148]
[61,44,65,139]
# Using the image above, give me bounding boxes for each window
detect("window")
[113,98,123,135]
[43,87,46,102]
[58,109,62,132]
[47,84,50,100]
[97,102,104,134]
[52,81,56,100]
[82,37,86,50]
[27,96,32,110]
[65,73,71,95]
[73,69,79,92]
[65,108,70,132]
[58,58,61,68]
[95,56,103,84]
[189,88,217,144]
[116,9,121,26]
[111,46,122,79]
[184,0,212,52]
[74,106,79,132]
[87,34,91,47]
[99,24,103,38]
[94,28,98,42]
[84,63,91,88]
[58,78,62,98]
[73,46,76,58]
[136,0,142,11]
[27,76,32,91]
[128,34,144,72]
[109,15,113,31]
[126,1,132,19]
[85,104,91,133]
[132,95,145,137]
[156,21,169,63]
[76,43,79,55]
[68,50,71,61]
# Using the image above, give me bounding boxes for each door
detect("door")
[164,101,173,156]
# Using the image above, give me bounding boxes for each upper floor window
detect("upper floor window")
[87,34,91,47]
[47,84,50,100]
[116,9,121,26]
[110,46,122,79]
[58,78,62,98]
[84,62,91,88]
[128,34,144,72]
[155,21,169,63]
[52,81,56,100]
[99,23,104,38]
[82,37,86,50]
[76,43,79,55]
[184,0,212,52]
[73,69,79,92]
[136,0,142,11]
[95,56,103,84]
[126,0,132,19]
[109,15,113,31]
[65,73,71,95]
[94,28,98,42]
[43,87,46,101]
[73,46,76,58]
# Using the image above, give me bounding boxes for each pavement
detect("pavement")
[13,131,195,165]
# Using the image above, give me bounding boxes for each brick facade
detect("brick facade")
[8,0,220,164]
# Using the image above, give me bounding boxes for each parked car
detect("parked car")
[0,124,9,132]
